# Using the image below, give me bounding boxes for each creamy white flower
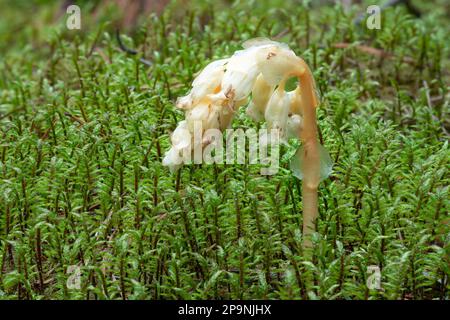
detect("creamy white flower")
[205,103,222,131]
[256,45,304,86]
[176,94,193,110]
[218,106,234,130]
[186,102,209,123]
[162,147,183,173]
[264,88,290,138]
[192,59,229,87]
[163,37,317,173]
[191,59,228,100]
[220,46,262,101]
[186,102,211,130]
[177,59,228,110]
[186,101,226,132]
[171,120,191,150]
[162,38,329,250]
[246,74,274,122]
[246,101,262,122]
[286,87,303,116]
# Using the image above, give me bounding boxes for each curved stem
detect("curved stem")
[295,59,320,249]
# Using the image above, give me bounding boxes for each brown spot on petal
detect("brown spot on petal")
[267,52,276,60]
[225,86,235,99]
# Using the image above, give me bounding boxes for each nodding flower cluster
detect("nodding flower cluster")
[162,38,333,247]
[162,38,330,182]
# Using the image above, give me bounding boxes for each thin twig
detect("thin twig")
[116,29,153,67]
[333,42,415,64]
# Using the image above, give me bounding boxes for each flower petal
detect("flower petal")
[171,120,191,150]
[286,86,303,116]
[264,88,290,137]
[242,37,290,50]
[221,47,261,100]
[177,59,228,110]
[246,74,274,122]
[191,59,228,103]
[286,114,303,139]
[256,45,303,85]
[162,147,183,173]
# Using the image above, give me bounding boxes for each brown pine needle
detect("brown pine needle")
[333,42,415,65]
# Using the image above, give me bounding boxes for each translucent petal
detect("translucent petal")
[286,87,303,116]
[218,105,235,131]
[290,144,333,182]
[192,58,228,85]
[176,94,193,110]
[177,60,228,110]
[221,46,260,100]
[256,46,303,85]
[246,101,265,122]
[162,147,183,172]
[286,114,303,139]
[221,68,259,101]
[190,80,221,104]
[171,121,191,150]
[242,37,290,50]
[246,74,274,122]
[190,59,228,104]
[264,88,290,137]
[188,103,209,121]
[204,104,221,130]
[186,103,210,131]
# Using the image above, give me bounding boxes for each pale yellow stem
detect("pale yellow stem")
[295,59,320,249]
[302,184,318,248]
